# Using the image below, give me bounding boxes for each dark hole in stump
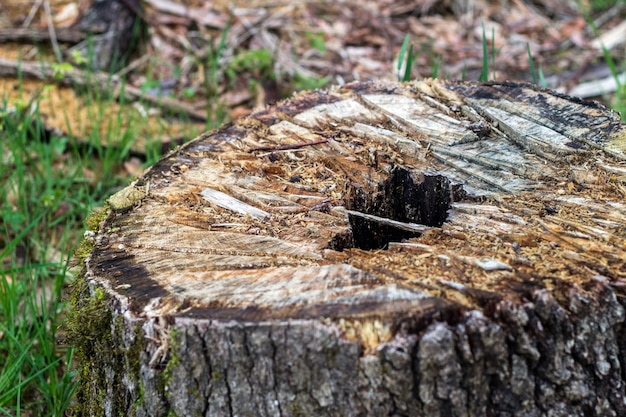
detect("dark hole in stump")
[332,167,461,251]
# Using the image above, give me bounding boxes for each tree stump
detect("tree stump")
[72,79,626,417]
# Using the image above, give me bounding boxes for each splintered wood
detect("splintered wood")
[77,80,626,417]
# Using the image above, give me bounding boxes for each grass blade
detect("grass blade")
[404,44,415,82]
[538,66,546,88]
[527,43,538,85]
[0,212,46,261]
[491,26,496,80]
[479,21,489,82]
[398,34,410,79]
[461,59,467,81]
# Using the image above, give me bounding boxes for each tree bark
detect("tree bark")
[71,79,626,417]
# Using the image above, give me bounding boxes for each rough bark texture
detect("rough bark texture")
[72,79,626,417]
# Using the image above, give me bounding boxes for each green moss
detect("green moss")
[287,400,307,417]
[160,328,213,417]
[72,207,109,275]
[112,314,145,417]
[67,273,151,416]
[84,207,108,231]
[73,237,95,264]
[66,275,113,416]
[129,324,147,414]
[66,279,111,353]
[160,327,179,401]
[66,207,115,416]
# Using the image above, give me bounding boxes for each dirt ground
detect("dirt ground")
[1,0,625,154]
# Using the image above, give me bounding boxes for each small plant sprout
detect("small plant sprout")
[397,34,418,82]
[527,44,547,87]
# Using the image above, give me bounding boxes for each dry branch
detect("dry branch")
[248,138,329,152]
[0,57,207,122]
[0,27,88,43]
[144,0,227,29]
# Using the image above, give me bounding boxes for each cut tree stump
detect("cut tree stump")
[72,79,626,417]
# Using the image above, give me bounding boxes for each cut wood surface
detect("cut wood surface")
[74,79,626,417]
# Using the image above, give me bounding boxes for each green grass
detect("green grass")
[527,44,547,88]
[1,104,79,416]
[203,17,231,130]
[397,34,417,82]
[0,71,176,415]
[478,21,491,82]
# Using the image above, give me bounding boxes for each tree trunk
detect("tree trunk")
[71,79,626,417]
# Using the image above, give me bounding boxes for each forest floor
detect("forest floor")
[2,0,626,156]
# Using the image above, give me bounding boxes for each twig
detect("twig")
[143,0,227,29]
[248,139,328,153]
[200,188,270,221]
[568,71,626,98]
[43,0,63,62]
[0,28,86,43]
[0,57,208,122]
[114,53,152,78]
[23,0,44,27]
[589,2,626,34]
[345,210,433,234]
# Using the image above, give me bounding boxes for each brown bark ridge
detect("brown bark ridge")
[72,79,626,417]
